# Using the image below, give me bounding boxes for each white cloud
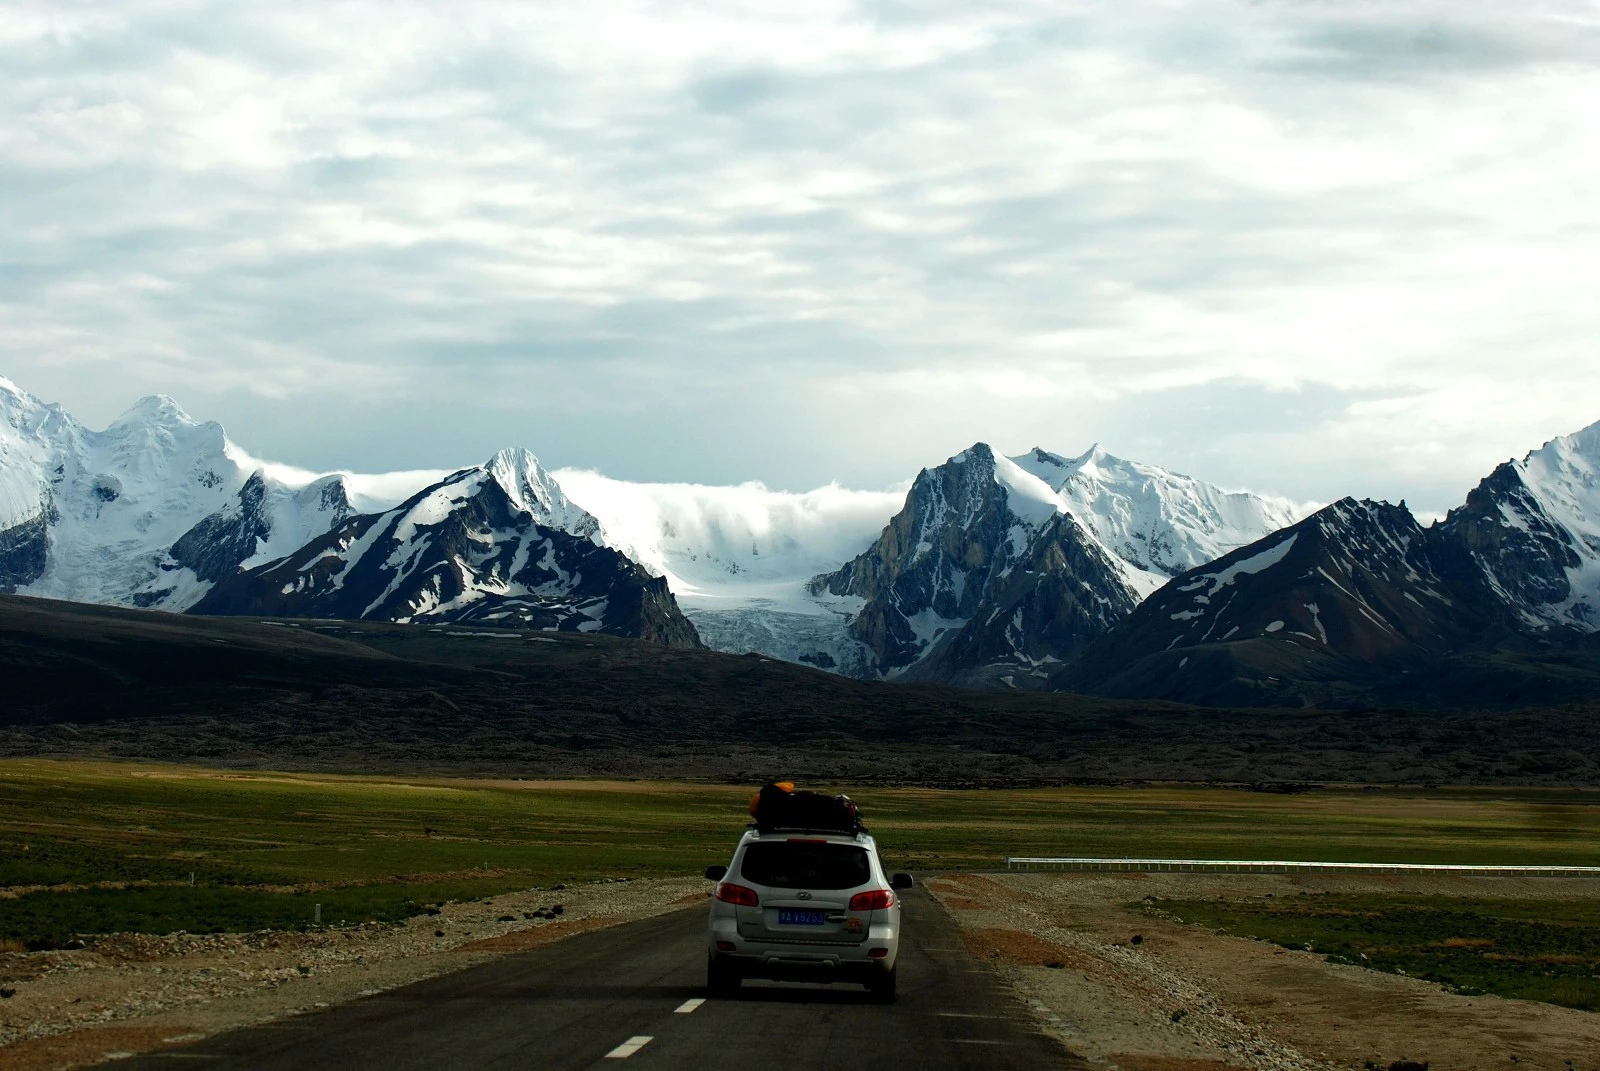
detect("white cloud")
[2,0,1597,512]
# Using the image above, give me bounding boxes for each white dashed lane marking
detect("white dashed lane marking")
[604,1036,654,1059]
[674,998,706,1014]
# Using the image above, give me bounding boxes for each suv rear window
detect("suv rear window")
[740,842,870,890]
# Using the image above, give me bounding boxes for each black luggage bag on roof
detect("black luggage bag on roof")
[751,782,863,834]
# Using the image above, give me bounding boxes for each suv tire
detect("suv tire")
[707,954,741,997]
[867,965,897,1004]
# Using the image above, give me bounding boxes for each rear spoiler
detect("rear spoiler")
[749,823,871,837]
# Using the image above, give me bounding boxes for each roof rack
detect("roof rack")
[749,823,869,837]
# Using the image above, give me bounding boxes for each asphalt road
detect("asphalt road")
[123,889,1081,1070]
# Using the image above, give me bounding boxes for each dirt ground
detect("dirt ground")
[926,871,1600,1071]
[7,870,1599,1071]
[0,876,706,1071]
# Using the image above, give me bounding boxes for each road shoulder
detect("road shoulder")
[0,876,705,1071]
[926,871,1600,1071]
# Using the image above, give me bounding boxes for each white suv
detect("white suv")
[704,828,913,1002]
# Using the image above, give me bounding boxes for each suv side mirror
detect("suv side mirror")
[705,865,728,881]
[890,872,914,891]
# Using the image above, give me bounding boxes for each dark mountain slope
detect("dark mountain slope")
[901,511,1138,688]
[4,594,1599,785]
[1060,497,1600,707]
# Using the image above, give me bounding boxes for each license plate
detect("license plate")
[778,908,826,926]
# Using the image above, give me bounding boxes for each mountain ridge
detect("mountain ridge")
[1060,420,1600,706]
[192,457,701,647]
[809,441,1313,684]
[5,373,1597,703]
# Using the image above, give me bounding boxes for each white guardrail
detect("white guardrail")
[1004,857,1600,877]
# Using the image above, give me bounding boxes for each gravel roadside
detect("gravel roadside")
[926,871,1600,1071]
[0,876,707,1071]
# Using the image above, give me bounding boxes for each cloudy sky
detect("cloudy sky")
[5,0,1597,514]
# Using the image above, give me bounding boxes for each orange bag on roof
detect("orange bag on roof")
[749,780,794,816]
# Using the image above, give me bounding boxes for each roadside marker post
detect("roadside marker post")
[314,904,322,924]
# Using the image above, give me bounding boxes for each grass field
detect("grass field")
[4,758,1600,949]
[1150,894,1600,1012]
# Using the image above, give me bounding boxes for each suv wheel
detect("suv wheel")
[707,954,741,997]
[867,965,897,1004]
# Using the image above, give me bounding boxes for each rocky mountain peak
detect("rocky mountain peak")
[950,441,998,466]
[112,394,195,426]
[1068,442,1113,469]
[1537,418,1600,463]
[810,442,1135,679]
[483,447,600,542]
[0,375,33,416]
[1435,421,1600,632]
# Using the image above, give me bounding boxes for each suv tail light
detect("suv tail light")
[715,882,759,907]
[849,888,894,911]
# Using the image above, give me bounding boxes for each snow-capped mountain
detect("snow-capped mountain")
[1435,420,1600,633]
[2,379,325,605]
[552,445,1304,681]
[806,442,1310,684]
[1012,444,1307,596]
[1063,423,1600,705]
[193,451,702,647]
[488,449,602,544]
[1062,498,1489,704]
[808,445,1130,685]
[0,377,693,647]
[2,382,235,601]
[2,374,1315,673]
[0,376,436,610]
[152,470,356,608]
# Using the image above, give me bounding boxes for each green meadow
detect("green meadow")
[3,759,1598,949]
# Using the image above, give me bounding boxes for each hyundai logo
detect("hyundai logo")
[796,891,813,900]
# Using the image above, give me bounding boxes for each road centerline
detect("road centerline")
[673,998,706,1014]
[604,1036,654,1059]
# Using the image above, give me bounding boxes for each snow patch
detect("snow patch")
[1306,601,1328,644]
[990,452,1066,529]
[1198,534,1299,597]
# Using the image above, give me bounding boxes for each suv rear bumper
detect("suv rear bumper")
[709,918,899,974]
[709,949,895,981]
